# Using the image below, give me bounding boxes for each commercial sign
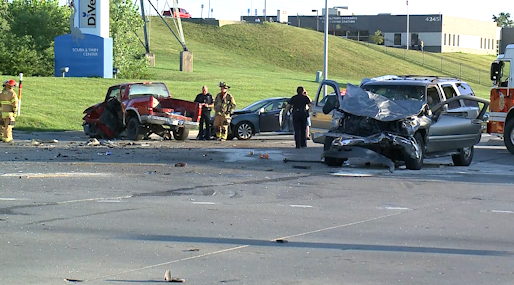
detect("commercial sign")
[80,0,97,28]
[322,16,358,25]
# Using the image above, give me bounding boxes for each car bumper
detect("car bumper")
[141,115,199,128]
[316,132,421,172]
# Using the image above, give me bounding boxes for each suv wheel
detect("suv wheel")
[504,119,514,155]
[452,146,474,166]
[173,127,190,141]
[127,117,144,141]
[404,132,424,170]
[323,136,345,167]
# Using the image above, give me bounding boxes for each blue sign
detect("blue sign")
[54,34,113,78]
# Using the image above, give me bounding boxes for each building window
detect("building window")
[457,35,460,46]
[480,38,483,49]
[453,35,456,46]
[448,34,451,46]
[394,33,401,45]
[488,39,491,49]
[444,33,447,45]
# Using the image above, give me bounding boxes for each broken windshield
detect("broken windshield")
[362,84,425,101]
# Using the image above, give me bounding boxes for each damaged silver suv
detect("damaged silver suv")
[313,76,490,171]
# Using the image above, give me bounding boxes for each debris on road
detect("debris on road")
[164,270,185,282]
[175,162,187,167]
[86,138,100,146]
[64,278,83,283]
[292,165,311,169]
[275,239,288,243]
[259,153,269,159]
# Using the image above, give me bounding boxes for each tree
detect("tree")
[0,0,69,76]
[110,0,148,79]
[369,30,384,45]
[7,0,69,52]
[492,12,514,28]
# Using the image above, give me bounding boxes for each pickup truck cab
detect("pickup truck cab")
[162,8,191,18]
[83,82,201,141]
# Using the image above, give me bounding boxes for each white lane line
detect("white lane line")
[0,198,29,201]
[88,245,250,282]
[290,205,313,208]
[0,172,111,178]
[192,202,216,205]
[56,196,133,205]
[490,210,514,214]
[86,210,408,282]
[385,206,410,210]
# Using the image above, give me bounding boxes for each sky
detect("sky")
[59,0,513,23]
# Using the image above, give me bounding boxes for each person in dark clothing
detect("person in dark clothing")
[286,86,312,148]
[194,86,214,140]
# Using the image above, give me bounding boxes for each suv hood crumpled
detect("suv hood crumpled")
[340,84,425,121]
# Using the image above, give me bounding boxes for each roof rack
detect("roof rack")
[397,75,461,82]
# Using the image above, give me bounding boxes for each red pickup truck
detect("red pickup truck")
[162,8,192,18]
[83,82,201,141]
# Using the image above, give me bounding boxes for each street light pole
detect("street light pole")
[208,0,211,18]
[312,9,319,32]
[406,0,410,50]
[323,0,328,82]
[264,0,267,22]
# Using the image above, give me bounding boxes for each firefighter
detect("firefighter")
[0,79,18,143]
[213,82,236,141]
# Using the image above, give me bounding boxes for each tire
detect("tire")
[323,136,344,167]
[235,121,253,140]
[504,119,514,155]
[127,117,144,141]
[452,146,474,166]
[404,132,424,170]
[173,127,189,141]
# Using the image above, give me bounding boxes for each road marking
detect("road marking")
[192,202,216,205]
[332,172,375,177]
[87,211,407,282]
[0,198,29,201]
[385,206,410,210]
[290,205,313,208]
[490,210,514,214]
[0,172,111,178]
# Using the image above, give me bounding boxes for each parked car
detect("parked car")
[313,76,490,170]
[83,82,200,141]
[162,8,191,18]
[210,97,293,140]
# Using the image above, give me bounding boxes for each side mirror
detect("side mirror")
[491,61,503,83]
[259,107,265,114]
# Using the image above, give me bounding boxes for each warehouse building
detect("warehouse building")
[242,12,500,55]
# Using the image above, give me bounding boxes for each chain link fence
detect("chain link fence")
[357,41,490,86]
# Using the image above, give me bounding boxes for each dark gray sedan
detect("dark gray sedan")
[211,97,293,140]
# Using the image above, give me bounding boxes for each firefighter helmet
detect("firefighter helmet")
[3,79,17,87]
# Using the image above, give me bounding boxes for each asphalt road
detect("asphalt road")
[1,131,514,284]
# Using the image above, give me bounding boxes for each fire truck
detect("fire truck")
[489,44,514,154]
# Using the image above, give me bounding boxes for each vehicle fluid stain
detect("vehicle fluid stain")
[207,148,285,163]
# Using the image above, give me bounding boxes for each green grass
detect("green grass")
[1,20,496,132]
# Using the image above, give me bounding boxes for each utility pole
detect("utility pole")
[201,4,204,18]
[208,0,211,18]
[264,0,266,22]
[406,0,410,50]
[323,0,328,82]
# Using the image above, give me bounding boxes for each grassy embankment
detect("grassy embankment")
[1,20,494,132]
